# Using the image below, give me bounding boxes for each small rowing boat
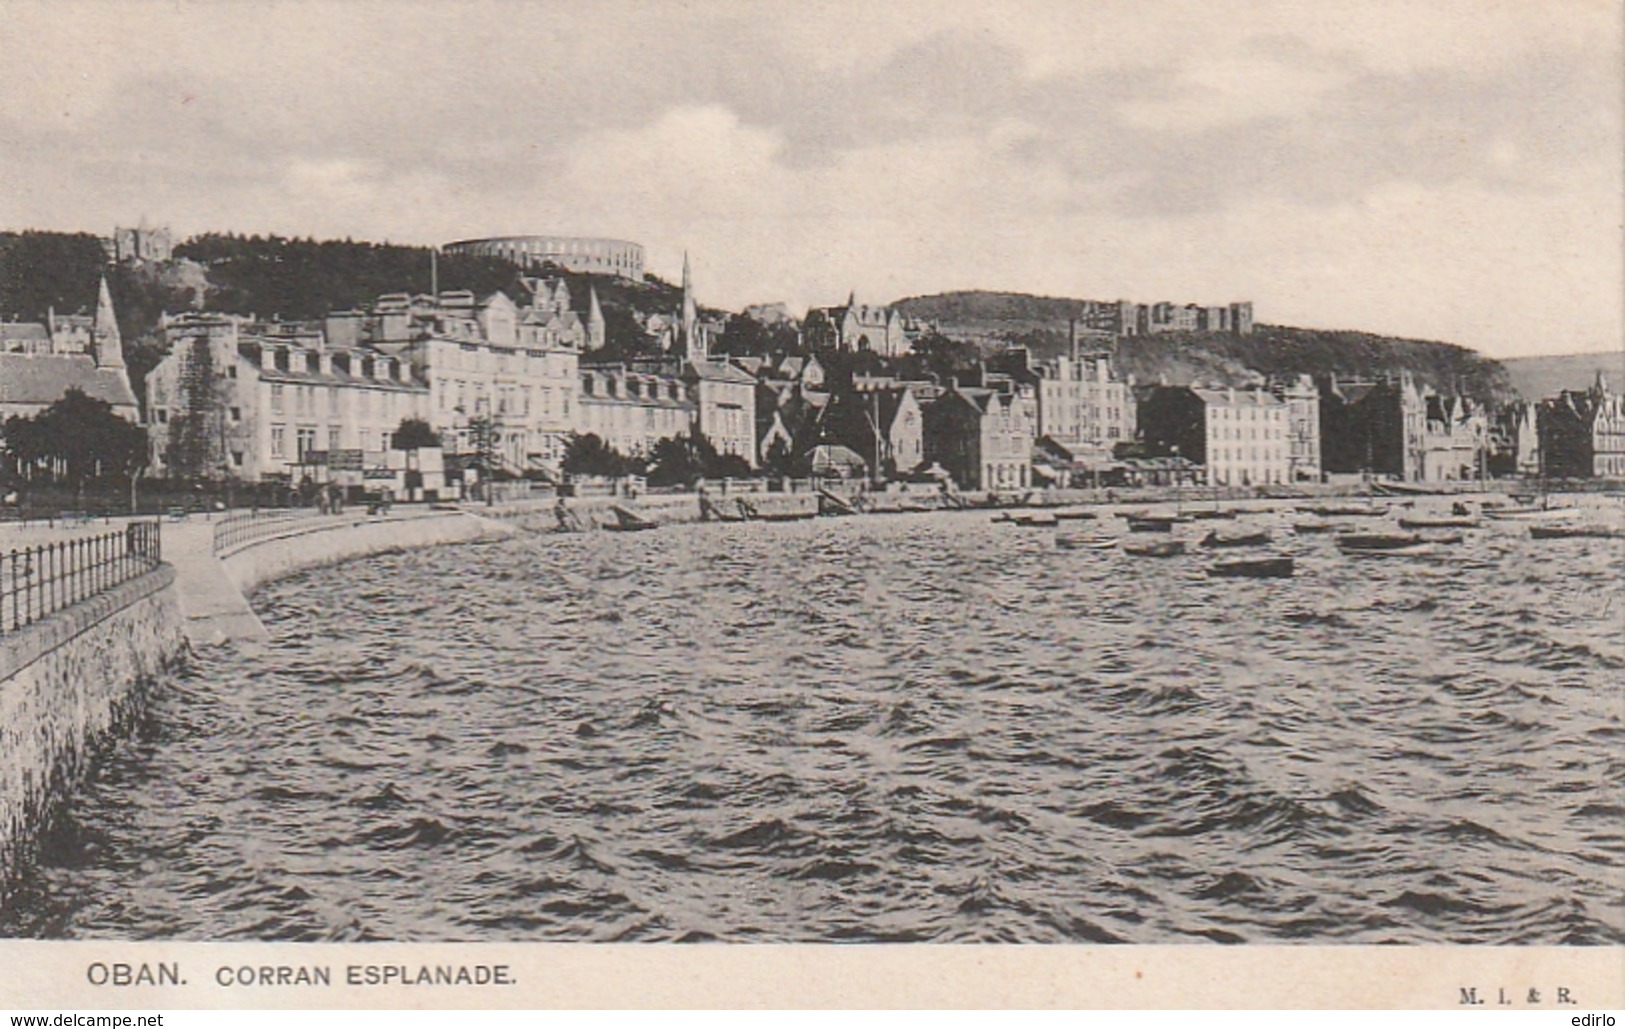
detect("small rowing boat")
[1199,530,1270,548]
[1123,540,1185,557]
[1208,557,1293,578]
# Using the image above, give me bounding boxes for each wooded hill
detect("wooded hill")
[894,290,1516,405]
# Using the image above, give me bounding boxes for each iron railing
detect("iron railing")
[1,521,162,635]
[211,508,329,554]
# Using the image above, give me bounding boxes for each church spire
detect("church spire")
[680,251,700,358]
[93,274,124,369]
[587,285,605,350]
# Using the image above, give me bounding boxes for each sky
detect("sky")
[1,0,1620,359]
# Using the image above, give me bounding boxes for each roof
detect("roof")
[0,353,138,411]
[684,359,756,385]
[1191,387,1286,408]
[0,322,52,344]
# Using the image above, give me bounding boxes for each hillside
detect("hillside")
[894,291,1516,404]
[1499,351,1624,402]
[2,230,708,390]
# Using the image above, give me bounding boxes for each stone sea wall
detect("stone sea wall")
[217,509,515,596]
[0,565,186,902]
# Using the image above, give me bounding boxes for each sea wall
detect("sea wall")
[0,565,186,902]
[217,510,515,597]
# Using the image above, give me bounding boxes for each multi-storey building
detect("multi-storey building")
[684,359,759,468]
[330,280,591,475]
[990,340,1135,474]
[1489,402,1540,478]
[802,293,911,357]
[1270,374,1321,482]
[1078,298,1254,336]
[815,386,925,480]
[145,313,429,485]
[922,380,1036,491]
[1538,373,1625,479]
[1138,385,1290,487]
[1319,372,1487,483]
[577,363,694,459]
[102,219,174,264]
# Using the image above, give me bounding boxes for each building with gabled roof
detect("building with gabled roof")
[1539,373,1625,479]
[922,381,1035,491]
[0,276,138,429]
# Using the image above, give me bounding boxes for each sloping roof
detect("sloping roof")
[0,353,138,411]
[0,322,51,344]
[685,359,756,384]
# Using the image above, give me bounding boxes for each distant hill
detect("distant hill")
[894,290,1516,405]
[1499,351,1624,402]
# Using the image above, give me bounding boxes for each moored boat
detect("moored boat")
[1335,532,1425,551]
[1292,521,1339,534]
[1123,540,1185,557]
[1484,506,1577,522]
[1397,515,1479,529]
[1528,524,1625,540]
[1208,556,1293,578]
[1199,530,1270,548]
[1346,541,1436,557]
[1057,533,1118,551]
[1053,508,1098,521]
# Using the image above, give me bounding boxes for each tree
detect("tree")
[1,389,148,505]
[561,433,631,478]
[644,434,704,487]
[761,437,802,479]
[392,417,440,449]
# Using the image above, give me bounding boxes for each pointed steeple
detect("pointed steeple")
[680,251,699,358]
[587,286,605,350]
[846,289,856,309]
[93,274,124,369]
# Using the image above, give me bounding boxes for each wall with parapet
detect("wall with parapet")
[218,510,514,597]
[0,566,186,902]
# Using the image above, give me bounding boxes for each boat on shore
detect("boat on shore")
[1297,504,1390,518]
[606,505,659,532]
[1208,556,1293,578]
[1199,530,1270,548]
[1123,540,1185,557]
[700,495,747,523]
[817,490,857,517]
[994,510,1059,526]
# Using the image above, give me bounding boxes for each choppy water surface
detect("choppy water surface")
[5,508,1623,943]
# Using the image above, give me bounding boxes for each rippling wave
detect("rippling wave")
[3,509,1621,943]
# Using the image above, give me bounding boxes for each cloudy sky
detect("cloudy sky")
[2,0,1620,358]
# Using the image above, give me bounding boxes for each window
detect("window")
[271,425,286,458]
[229,407,241,423]
[328,387,339,414]
[231,451,243,468]
[156,409,168,423]
[270,384,285,414]
[226,365,237,379]
[328,427,341,450]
